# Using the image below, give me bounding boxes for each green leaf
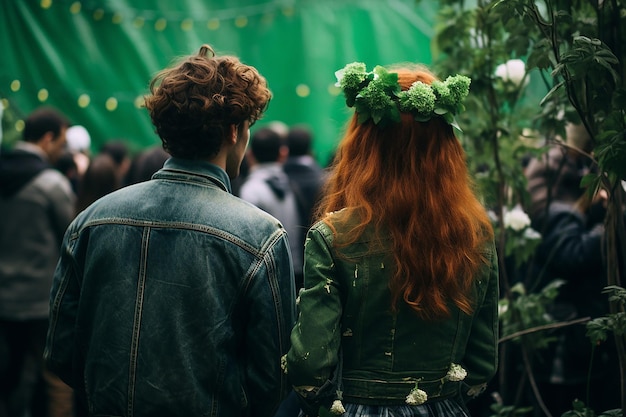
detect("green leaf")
[357,111,371,125]
[540,81,565,106]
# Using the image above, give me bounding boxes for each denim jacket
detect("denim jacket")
[45,158,296,417]
[287,213,499,411]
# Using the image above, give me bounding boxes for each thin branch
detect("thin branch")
[499,317,591,343]
[521,344,554,417]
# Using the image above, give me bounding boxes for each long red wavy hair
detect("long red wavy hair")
[317,65,493,320]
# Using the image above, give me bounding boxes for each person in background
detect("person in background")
[44,44,295,417]
[123,145,170,186]
[99,139,131,185]
[524,123,620,415]
[282,125,325,290]
[240,125,303,290]
[286,63,499,417]
[0,107,75,417]
[65,126,91,178]
[232,121,287,197]
[75,152,120,214]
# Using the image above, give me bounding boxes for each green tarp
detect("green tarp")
[1,0,436,164]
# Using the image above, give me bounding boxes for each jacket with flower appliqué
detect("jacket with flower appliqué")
[286,210,499,414]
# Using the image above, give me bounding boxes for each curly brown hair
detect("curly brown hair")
[144,44,271,159]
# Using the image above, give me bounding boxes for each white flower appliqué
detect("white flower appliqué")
[330,399,346,415]
[446,363,467,381]
[405,385,428,405]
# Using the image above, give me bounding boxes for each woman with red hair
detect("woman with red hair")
[285,63,499,417]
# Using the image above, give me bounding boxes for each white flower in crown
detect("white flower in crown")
[446,363,467,381]
[503,207,531,231]
[330,399,346,415]
[405,385,428,405]
[280,354,288,374]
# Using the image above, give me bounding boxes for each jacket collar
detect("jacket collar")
[155,157,232,193]
[14,141,49,161]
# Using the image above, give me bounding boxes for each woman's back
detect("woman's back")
[286,62,499,417]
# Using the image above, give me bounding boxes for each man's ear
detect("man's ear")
[228,124,238,145]
[38,131,56,151]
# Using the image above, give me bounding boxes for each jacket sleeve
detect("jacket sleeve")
[286,224,343,415]
[245,227,296,417]
[44,222,81,387]
[462,241,500,396]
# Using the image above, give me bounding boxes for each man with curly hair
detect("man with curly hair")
[44,45,296,417]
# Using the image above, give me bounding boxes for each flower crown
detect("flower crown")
[335,62,471,130]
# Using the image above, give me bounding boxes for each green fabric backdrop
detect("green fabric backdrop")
[1,0,436,165]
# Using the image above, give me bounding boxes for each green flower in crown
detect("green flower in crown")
[431,80,454,107]
[335,62,368,90]
[398,81,436,119]
[360,78,396,111]
[445,75,471,103]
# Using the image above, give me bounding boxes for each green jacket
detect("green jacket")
[287,213,499,412]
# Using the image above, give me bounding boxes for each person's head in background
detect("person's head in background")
[248,125,288,165]
[144,44,271,180]
[100,139,131,183]
[61,124,92,192]
[75,153,119,214]
[23,106,69,164]
[286,124,314,158]
[124,146,170,186]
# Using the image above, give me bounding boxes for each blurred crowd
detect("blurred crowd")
[0,106,325,417]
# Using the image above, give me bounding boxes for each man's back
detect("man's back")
[46,159,295,417]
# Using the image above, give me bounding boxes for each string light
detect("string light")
[105,97,118,111]
[234,16,248,28]
[181,18,193,31]
[78,94,90,108]
[328,84,341,96]
[93,8,104,20]
[134,96,145,108]
[133,17,145,28]
[112,12,123,24]
[154,18,167,31]
[37,89,49,102]
[296,84,310,98]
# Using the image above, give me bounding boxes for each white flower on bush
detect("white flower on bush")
[503,207,531,231]
[495,59,528,88]
[523,227,541,240]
